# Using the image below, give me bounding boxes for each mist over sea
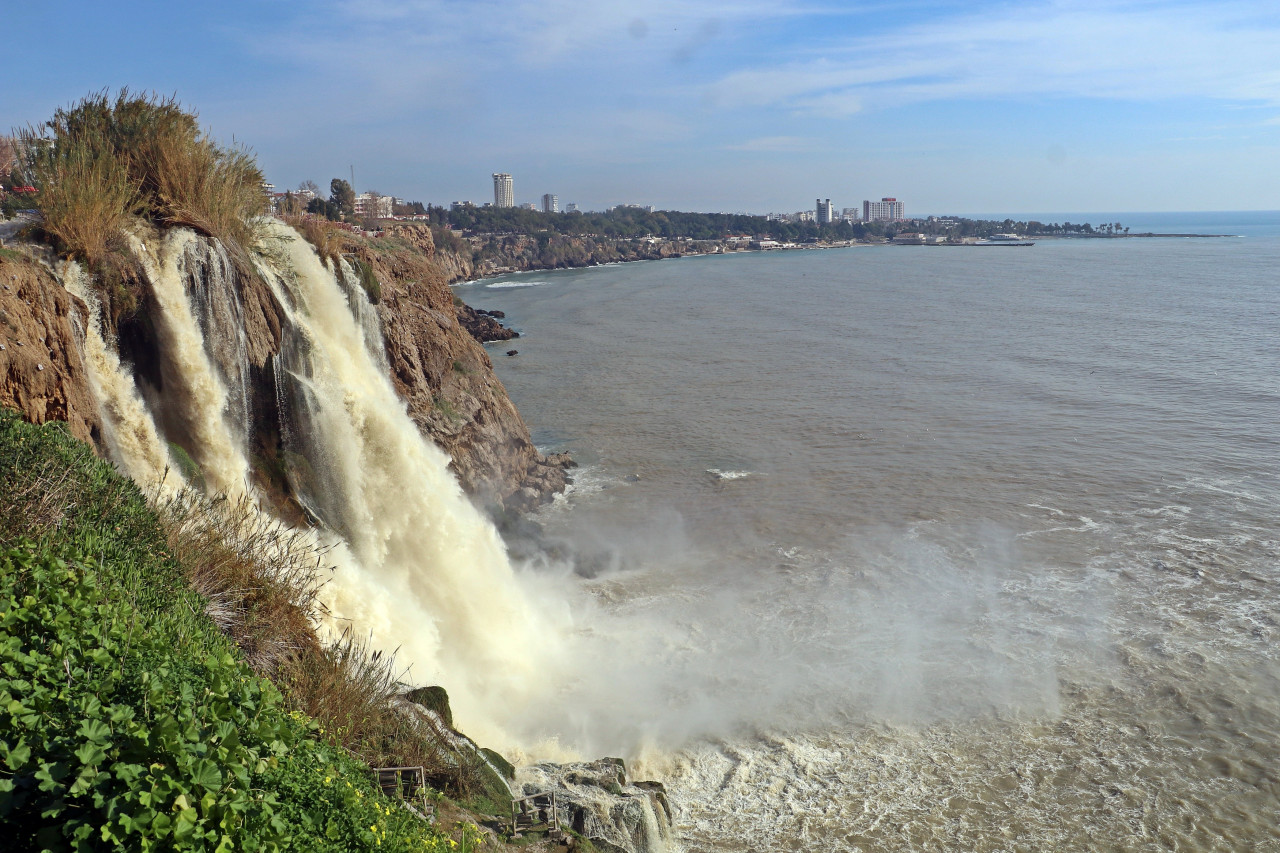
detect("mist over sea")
[460,212,1280,851]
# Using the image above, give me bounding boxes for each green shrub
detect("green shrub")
[352,258,381,304]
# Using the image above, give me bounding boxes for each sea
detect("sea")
[455,211,1280,852]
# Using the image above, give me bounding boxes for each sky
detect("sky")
[4,0,1280,215]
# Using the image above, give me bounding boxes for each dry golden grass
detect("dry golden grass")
[285,214,346,268]
[19,90,266,260]
[153,486,478,793]
[16,131,140,266]
[155,489,327,675]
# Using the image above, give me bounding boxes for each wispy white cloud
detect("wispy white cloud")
[706,1,1280,113]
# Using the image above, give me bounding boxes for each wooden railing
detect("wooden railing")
[369,766,436,823]
[511,791,563,840]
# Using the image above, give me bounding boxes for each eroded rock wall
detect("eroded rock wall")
[433,232,691,284]
[1,221,565,515]
[0,252,100,446]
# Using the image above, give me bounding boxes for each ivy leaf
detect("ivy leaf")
[191,760,223,791]
[4,739,30,770]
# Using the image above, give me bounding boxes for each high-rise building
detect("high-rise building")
[863,197,904,221]
[565,203,579,213]
[816,198,834,225]
[492,173,514,208]
[541,193,559,214]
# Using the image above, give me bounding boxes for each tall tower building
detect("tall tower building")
[541,193,559,214]
[492,173,514,208]
[816,198,834,225]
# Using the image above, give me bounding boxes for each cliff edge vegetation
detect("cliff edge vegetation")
[5,90,567,512]
[0,409,485,852]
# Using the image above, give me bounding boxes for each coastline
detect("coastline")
[440,230,1236,285]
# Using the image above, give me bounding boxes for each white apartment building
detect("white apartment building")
[863,197,905,221]
[816,198,834,225]
[354,192,393,219]
[492,173,514,207]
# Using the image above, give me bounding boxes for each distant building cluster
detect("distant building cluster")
[863,197,904,222]
[354,191,393,219]
[263,164,908,226]
[816,198,834,225]
[489,170,644,214]
[769,195,906,224]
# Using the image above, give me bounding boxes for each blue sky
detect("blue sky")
[5,1,1280,214]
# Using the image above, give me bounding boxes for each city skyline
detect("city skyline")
[5,2,1280,214]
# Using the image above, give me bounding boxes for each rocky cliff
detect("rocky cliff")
[432,230,699,283]
[0,250,100,446]
[0,220,567,514]
[346,223,569,511]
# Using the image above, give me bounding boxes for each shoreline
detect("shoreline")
[442,230,1238,286]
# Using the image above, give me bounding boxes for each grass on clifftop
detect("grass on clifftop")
[19,90,266,255]
[15,91,268,323]
[0,409,467,852]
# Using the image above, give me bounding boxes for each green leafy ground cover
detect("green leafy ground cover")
[0,410,458,852]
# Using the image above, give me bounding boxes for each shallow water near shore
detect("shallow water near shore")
[462,213,1280,851]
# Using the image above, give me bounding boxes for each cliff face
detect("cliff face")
[433,231,692,283]
[349,224,568,511]
[0,252,101,447]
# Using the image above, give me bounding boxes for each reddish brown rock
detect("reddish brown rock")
[0,252,101,446]
[456,303,519,343]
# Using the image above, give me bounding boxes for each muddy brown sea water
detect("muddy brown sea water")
[467,213,1280,851]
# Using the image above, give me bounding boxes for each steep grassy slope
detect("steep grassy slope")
[0,409,462,852]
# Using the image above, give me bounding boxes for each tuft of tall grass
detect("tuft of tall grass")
[18,90,267,259]
[16,129,140,265]
[155,488,327,675]
[286,214,346,268]
[152,484,487,796]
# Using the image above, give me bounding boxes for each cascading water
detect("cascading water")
[127,231,252,497]
[255,221,564,743]
[59,260,180,490]
[58,222,670,853]
[64,221,565,753]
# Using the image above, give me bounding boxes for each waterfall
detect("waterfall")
[55,223,673,852]
[127,231,252,497]
[57,220,570,750]
[60,260,181,491]
[257,221,561,741]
